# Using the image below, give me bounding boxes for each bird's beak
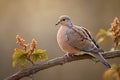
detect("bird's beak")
[55,20,60,25]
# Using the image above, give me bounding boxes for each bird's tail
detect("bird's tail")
[92,53,111,68]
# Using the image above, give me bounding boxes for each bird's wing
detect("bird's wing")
[81,27,100,48]
[66,26,101,53]
[66,26,110,68]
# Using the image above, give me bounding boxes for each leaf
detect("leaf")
[97,36,108,44]
[19,64,25,70]
[19,57,26,65]
[31,49,48,62]
[103,69,113,80]
[35,49,48,61]
[19,57,26,70]
[12,48,27,67]
[95,29,107,39]
[30,54,39,63]
[34,49,46,54]
[106,31,113,38]
[103,64,120,80]
[39,53,48,61]
[12,59,18,67]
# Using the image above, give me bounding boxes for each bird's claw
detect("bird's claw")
[64,53,75,57]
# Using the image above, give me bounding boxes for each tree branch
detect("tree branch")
[5,50,120,80]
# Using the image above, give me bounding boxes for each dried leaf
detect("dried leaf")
[110,17,120,49]
[16,35,28,51]
[30,39,37,53]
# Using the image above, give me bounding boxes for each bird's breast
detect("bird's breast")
[57,26,80,54]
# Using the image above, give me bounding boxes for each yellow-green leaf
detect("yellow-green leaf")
[12,59,18,67]
[18,57,26,70]
[12,49,27,67]
[39,53,48,61]
[19,64,25,70]
[97,36,108,44]
[30,54,39,63]
[106,31,113,37]
[31,49,48,62]
[95,29,107,39]
[19,57,26,65]
[34,49,46,54]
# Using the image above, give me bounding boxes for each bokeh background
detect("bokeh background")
[0,0,120,80]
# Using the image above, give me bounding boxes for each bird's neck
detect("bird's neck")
[66,21,73,28]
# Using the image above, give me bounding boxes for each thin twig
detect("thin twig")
[5,50,120,80]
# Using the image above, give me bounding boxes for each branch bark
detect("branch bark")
[5,50,120,80]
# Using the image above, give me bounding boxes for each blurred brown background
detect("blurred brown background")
[0,0,120,80]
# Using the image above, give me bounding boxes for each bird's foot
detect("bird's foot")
[64,52,75,57]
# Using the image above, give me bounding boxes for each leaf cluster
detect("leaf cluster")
[96,17,120,50]
[12,35,48,69]
[103,64,120,80]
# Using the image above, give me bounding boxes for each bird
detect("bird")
[56,15,111,68]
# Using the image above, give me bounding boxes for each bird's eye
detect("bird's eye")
[62,19,65,21]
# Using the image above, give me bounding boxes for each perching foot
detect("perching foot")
[64,52,75,57]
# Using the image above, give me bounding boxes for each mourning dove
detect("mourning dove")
[56,15,111,68]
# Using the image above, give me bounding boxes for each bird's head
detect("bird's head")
[56,15,73,27]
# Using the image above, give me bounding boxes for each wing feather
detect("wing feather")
[66,26,100,53]
[81,27,100,48]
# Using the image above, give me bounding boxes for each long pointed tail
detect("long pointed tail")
[93,53,111,68]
